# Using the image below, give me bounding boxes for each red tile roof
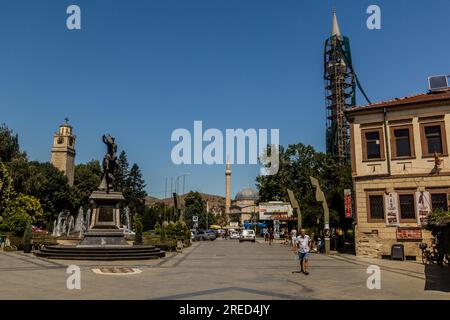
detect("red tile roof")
[346,89,450,114]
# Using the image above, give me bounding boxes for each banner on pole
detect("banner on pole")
[344,189,352,218]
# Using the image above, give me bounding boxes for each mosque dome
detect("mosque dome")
[235,188,259,201]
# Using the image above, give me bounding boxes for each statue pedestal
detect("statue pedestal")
[79,190,128,246]
[89,190,124,229]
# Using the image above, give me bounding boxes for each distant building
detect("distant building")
[346,89,450,259]
[51,119,76,186]
[229,188,259,226]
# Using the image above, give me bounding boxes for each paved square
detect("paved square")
[0,239,449,299]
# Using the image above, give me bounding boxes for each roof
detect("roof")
[235,188,259,201]
[346,90,450,115]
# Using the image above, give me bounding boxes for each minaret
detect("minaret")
[225,159,231,215]
[325,9,356,164]
[51,118,76,186]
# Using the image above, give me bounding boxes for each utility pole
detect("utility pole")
[310,176,330,254]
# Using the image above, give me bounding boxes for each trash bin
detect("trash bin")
[391,244,405,261]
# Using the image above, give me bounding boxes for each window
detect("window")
[420,122,447,156]
[425,126,442,154]
[399,194,415,221]
[362,128,384,161]
[368,195,384,221]
[391,125,414,158]
[431,193,448,211]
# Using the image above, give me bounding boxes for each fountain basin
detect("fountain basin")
[35,245,165,260]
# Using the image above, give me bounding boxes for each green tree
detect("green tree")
[184,191,204,227]
[71,160,102,209]
[0,124,24,163]
[124,163,147,219]
[23,162,71,224]
[114,151,129,191]
[1,194,44,236]
[133,213,143,245]
[256,143,352,232]
[0,162,16,215]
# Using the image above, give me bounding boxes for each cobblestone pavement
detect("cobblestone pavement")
[0,238,449,299]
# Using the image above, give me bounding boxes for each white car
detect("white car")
[229,231,240,239]
[239,229,256,243]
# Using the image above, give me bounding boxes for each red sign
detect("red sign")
[396,227,422,240]
[344,189,352,218]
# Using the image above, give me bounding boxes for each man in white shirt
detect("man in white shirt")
[295,229,311,275]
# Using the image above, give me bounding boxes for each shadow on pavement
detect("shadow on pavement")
[424,264,450,292]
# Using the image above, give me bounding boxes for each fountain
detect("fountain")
[73,207,83,233]
[125,207,131,230]
[36,134,165,260]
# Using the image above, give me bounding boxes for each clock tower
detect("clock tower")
[51,118,76,186]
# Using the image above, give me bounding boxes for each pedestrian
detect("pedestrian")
[268,227,274,245]
[290,228,297,249]
[283,228,289,245]
[294,229,312,275]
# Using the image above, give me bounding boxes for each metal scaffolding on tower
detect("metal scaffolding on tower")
[324,9,371,164]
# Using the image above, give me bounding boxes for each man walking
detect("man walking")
[294,229,311,275]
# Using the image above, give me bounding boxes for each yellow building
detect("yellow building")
[346,89,450,259]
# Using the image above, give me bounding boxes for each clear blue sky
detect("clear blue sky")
[1,0,449,198]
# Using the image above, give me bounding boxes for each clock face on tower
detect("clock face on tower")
[57,137,64,144]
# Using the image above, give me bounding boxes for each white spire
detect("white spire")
[331,8,342,37]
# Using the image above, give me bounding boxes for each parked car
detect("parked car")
[239,229,256,243]
[192,230,204,241]
[230,231,240,239]
[203,230,217,241]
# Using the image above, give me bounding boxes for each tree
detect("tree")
[0,194,44,236]
[184,191,204,227]
[0,124,24,163]
[133,213,143,245]
[256,143,352,232]
[23,162,71,224]
[0,162,16,215]
[71,160,102,209]
[124,163,147,216]
[114,151,129,192]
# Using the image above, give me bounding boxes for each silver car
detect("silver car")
[239,229,256,243]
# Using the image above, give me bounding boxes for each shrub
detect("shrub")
[427,210,450,234]
[23,221,33,245]
[133,214,143,245]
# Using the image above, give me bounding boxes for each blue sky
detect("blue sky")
[1,0,449,198]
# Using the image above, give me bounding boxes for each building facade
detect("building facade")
[51,119,76,186]
[346,90,450,259]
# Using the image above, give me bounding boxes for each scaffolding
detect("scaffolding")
[324,33,355,164]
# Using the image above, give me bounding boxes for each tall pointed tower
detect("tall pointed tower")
[225,159,231,215]
[51,118,76,186]
[324,9,356,164]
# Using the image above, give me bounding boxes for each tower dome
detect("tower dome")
[235,188,259,201]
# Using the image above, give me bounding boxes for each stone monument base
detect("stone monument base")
[78,229,129,246]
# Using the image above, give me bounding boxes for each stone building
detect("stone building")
[51,119,76,186]
[346,89,450,259]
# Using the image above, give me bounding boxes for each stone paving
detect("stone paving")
[0,238,449,299]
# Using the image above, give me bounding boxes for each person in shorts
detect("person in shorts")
[295,229,311,275]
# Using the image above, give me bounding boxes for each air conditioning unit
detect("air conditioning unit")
[428,75,450,91]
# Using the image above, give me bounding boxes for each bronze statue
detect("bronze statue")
[100,134,118,193]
